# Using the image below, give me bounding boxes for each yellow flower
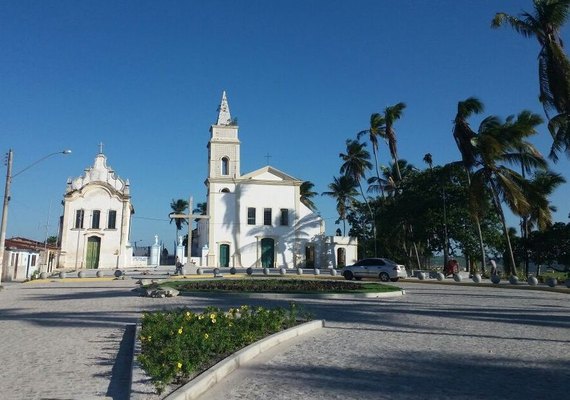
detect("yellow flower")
[177,362,182,369]
[178,328,183,334]
[198,315,204,320]
[211,318,216,324]
[185,311,192,318]
[210,313,216,319]
[139,336,145,341]
[204,333,209,339]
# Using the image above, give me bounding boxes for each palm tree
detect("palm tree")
[471,111,546,276]
[357,113,386,197]
[382,102,406,181]
[321,175,358,235]
[452,97,487,272]
[339,139,376,255]
[193,202,207,215]
[170,198,189,242]
[492,0,570,159]
[300,181,318,211]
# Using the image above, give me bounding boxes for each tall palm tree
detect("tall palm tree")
[382,102,407,181]
[492,0,570,159]
[357,113,386,197]
[423,153,433,169]
[300,181,318,211]
[321,175,358,235]
[452,97,487,272]
[471,111,546,276]
[339,139,376,255]
[170,198,189,241]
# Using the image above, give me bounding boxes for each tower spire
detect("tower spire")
[216,90,232,126]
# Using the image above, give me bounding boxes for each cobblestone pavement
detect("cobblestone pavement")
[0,279,569,400]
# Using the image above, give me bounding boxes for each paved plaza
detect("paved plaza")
[0,277,568,399]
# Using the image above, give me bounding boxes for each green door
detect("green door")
[219,244,230,267]
[261,238,274,268]
[86,236,101,269]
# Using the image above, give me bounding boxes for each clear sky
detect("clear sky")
[1,0,569,250]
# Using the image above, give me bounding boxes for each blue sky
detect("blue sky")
[1,0,569,249]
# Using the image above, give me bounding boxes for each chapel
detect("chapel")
[195,92,357,269]
[58,148,134,269]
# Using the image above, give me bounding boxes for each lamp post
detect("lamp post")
[0,149,71,285]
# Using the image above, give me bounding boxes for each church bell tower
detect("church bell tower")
[208,91,240,180]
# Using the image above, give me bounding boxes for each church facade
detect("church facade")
[195,92,357,269]
[58,150,134,269]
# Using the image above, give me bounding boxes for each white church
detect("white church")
[58,149,134,269]
[194,92,357,269]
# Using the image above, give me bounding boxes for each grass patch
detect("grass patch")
[138,303,310,394]
[161,278,401,294]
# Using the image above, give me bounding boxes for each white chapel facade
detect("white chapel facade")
[195,92,357,269]
[58,150,134,269]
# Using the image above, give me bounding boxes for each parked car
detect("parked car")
[342,258,407,282]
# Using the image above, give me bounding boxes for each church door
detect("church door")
[86,236,101,269]
[261,238,274,268]
[219,244,230,267]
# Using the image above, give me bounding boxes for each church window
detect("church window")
[280,209,289,226]
[108,210,117,229]
[92,210,101,229]
[264,208,272,226]
[247,208,256,225]
[221,188,230,193]
[221,157,229,175]
[75,210,84,229]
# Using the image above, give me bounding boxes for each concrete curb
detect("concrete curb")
[165,319,324,400]
[131,319,324,400]
[188,289,406,299]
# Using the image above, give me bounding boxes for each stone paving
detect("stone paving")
[0,277,569,400]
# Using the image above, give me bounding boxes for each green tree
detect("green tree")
[492,0,570,159]
[193,202,207,215]
[169,198,189,241]
[452,97,487,272]
[382,102,407,181]
[357,113,386,197]
[471,111,547,276]
[322,175,358,235]
[300,181,318,211]
[339,139,376,255]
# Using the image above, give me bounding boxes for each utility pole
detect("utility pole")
[0,149,14,285]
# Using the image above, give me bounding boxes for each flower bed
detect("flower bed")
[163,278,401,293]
[138,303,309,394]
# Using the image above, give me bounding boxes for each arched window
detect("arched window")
[221,188,230,193]
[221,157,229,175]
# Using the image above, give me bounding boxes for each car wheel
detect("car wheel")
[379,272,390,282]
[390,277,399,282]
[343,270,354,280]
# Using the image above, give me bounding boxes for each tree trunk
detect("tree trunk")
[465,169,486,273]
[489,178,518,276]
[357,181,377,257]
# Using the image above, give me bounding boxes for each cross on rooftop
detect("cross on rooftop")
[264,153,271,165]
[98,142,104,154]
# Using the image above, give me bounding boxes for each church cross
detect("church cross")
[98,142,104,154]
[264,153,272,165]
[168,197,209,267]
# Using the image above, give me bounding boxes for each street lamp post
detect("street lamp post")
[0,149,71,285]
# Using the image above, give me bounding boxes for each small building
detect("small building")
[1,237,59,281]
[195,92,358,268]
[58,149,134,269]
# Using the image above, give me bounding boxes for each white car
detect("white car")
[342,258,407,282]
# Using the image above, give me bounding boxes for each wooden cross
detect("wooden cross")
[168,197,209,266]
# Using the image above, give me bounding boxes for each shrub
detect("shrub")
[138,303,308,394]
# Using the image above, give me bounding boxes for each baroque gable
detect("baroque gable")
[65,153,130,197]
